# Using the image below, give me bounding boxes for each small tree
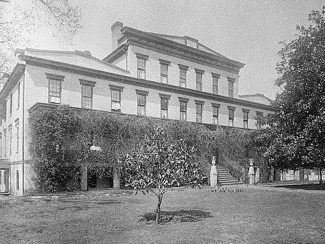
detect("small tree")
[122,127,207,224]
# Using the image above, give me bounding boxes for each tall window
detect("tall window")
[0,132,2,158]
[8,125,12,156]
[159,60,170,84]
[136,53,148,79]
[15,119,19,154]
[195,101,204,123]
[46,73,64,104]
[3,129,6,158]
[136,90,148,116]
[81,85,93,109]
[195,69,204,91]
[9,94,12,115]
[80,79,96,109]
[228,78,235,98]
[256,111,263,129]
[212,73,220,95]
[212,103,220,125]
[160,94,170,119]
[179,98,189,121]
[179,65,188,88]
[16,170,19,190]
[243,109,249,129]
[17,83,20,110]
[110,85,123,112]
[228,107,235,127]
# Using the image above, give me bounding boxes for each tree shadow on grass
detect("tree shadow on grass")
[139,210,213,225]
[275,184,325,191]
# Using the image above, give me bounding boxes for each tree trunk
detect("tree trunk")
[113,167,120,189]
[81,165,88,191]
[299,169,304,181]
[155,195,163,224]
[320,168,323,185]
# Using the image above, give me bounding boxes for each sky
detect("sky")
[30,0,325,100]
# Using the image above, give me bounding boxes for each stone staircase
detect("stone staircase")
[216,165,242,186]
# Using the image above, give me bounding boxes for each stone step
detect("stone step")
[213,165,242,186]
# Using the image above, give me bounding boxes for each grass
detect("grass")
[1,187,325,243]
[275,183,325,191]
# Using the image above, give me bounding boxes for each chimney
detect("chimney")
[111,21,123,52]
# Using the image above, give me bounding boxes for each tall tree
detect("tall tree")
[0,0,81,80]
[266,6,325,183]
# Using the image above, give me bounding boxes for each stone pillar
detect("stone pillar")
[248,159,255,185]
[113,167,120,189]
[210,156,218,187]
[255,167,260,183]
[81,165,88,191]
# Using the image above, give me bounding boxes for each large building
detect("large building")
[0,22,274,196]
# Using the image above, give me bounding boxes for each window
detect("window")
[80,79,96,109]
[228,106,235,127]
[136,53,148,79]
[136,90,148,116]
[0,132,2,158]
[179,97,189,121]
[8,125,12,156]
[15,119,19,154]
[212,103,220,125]
[9,94,12,115]
[243,109,249,129]
[195,101,204,123]
[46,73,64,104]
[179,65,188,88]
[17,83,20,110]
[195,69,204,91]
[159,94,170,119]
[159,60,170,84]
[16,170,19,190]
[228,78,235,98]
[256,111,263,129]
[3,129,6,158]
[110,85,123,112]
[212,73,220,95]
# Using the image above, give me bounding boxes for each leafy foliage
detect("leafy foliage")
[122,127,207,224]
[253,7,325,182]
[29,105,254,193]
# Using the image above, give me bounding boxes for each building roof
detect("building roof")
[104,24,245,74]
[239,93,273,105]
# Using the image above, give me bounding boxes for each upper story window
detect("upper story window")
[228,77,235,98]
[80,79,96,109]
[243,109,250,129]
[212,103,220,125]
[9,93,13,116]
[136,53,148,79]
[136,89,148,116]
[195,100,204,123]
[3,129,6,158]
[195,69,204,91]
[15,119,19,154]
[0,132,2,158]
[46,73,65,104]
[256,111,264,129]
[17,83,20,110]
[179,97,189,121]
[110,85,124,112]
[159,94,171,119]
[212,73,220,95]
[228,106,236,127]
[178,64,188,88]
[159,59,170,84]
[8,124,12,156]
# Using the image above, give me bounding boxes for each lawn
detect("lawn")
[1,186,325,244]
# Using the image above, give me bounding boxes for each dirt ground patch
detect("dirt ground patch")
[1,187,325,243]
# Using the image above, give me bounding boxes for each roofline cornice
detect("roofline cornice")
[121,26,245,72]
[0,63,25,103]
[20,55,275,112]
[103,44,128,63]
